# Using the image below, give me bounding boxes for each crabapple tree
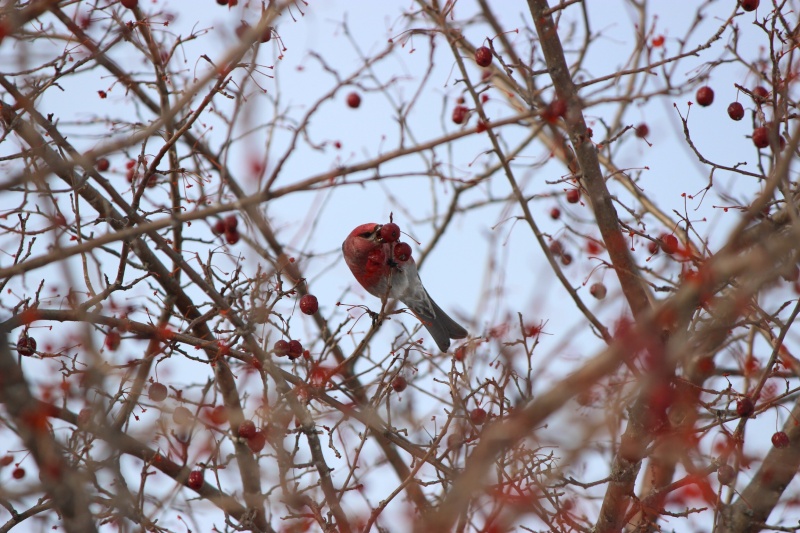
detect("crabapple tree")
[0,0,799,532]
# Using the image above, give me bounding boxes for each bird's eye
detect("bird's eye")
[359,225,379,238]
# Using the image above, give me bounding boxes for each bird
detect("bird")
[342,222,468,352]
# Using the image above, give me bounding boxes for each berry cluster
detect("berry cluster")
[212,215,240,245]
[376,222,412,264]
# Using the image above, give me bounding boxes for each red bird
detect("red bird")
[342,223,468,352]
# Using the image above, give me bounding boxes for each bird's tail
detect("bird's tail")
[406,292,468,352]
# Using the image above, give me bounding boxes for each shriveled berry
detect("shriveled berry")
[235,22,250,40]
[590,283,607,300]
[566,189,580,204]
[452,105,468,125]
[149,382,168,402]
[247,430,266,453]
[475,46,492,67]
[470,408,487,425]
[394,242,412,262]
[380,223,401,243]
[772,431,790,448]
[274,340,290,357]
[187,470,203,490]
[78,408,92,427]
[299,294,319,315]
[173,406,192,425]
[287,340,303,359]
[696,86,714,106]
[391,376,407,392]
[660,234,678,255]
[549,240,564,257]
[96,158,110,171]
[346,92,361,109]
[717,464,735,485]
[238,420,256,439]
[16,336,37,356]
[0,455,13,467]
[752,126,770,148]
[727,102,744,121]
[740,0,759,11]
[736,397,754,418]
[635,123,649,138]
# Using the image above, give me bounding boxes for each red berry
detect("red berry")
[740,0,759,11]
[225,229,240,245]
[212,219,226,235]
[274,340,290,357]
[549,240,564,257]
[299,294,318,315]
[542,99,567,123]
[566,189,580,204]
[260,26,273,43]
[550,207,561,220]
[235,22,250,40]
[727,102,744,121]
[696,86,714,107]
[391,376,407,392]
[635,123,649,138]
[209,405,228,425]
[224,215,238,230]
[752,85,769,101]
[452,105,468,125]
[149,382,168,402]
[380,223,401,243]
[589,283,607,300]
[470,408,487,425]
[238,420,256,439]
[752,126,770,148]
[475,46,492,67]
[105,330,121,351]
[393,242,412,262]
[287,340,303,359]
[120,0,138,8]
[96,158,110,171]
[717,464,735,485]
[0,455,13,467]
[173,406,192,425]
[560,253,573,266]
[16,336,36,356]
[476,120,487,133]
[647,241,659,254]
[247,430,266,453]
[660,234,678,255]
[772,431,790,448]
[736,397,754,418]
[12,467,25,480]
[217,0,228,4]
[346,92,361,109]
[454,345,466,361]
[187,470,203,490]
